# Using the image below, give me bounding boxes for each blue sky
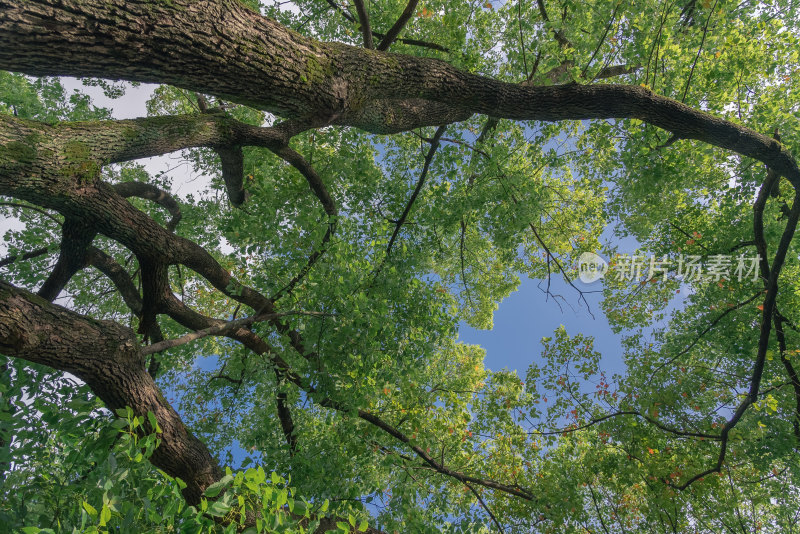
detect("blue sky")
[458,273,626,377]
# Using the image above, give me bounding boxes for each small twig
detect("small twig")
[681,0,718,102]
[647,292,761,381]
[465,482,506,533]
[384,125,446,260]
[775,316,800,441]
[669,221,711,252]
[0,246,53,268]
[580,2,621,79]
[142,310,329,355]
[517,0,529,78]
[0,201,62,225]
[272,146,337,216]
[271,222,335,301]
[528,410,720,440]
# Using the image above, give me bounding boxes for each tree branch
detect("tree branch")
[83,246,166,378]
[271,222,335,301]
[214,144,247,207]
[775,315,800,441]
[325,0,448,52]
[0,245,53,268]
[465,482,506,533]
[536,0,571,48]
[2,3,798,184]
[355,409,537,501]
[528,410,720,440]
[376,0,419,51]
[275,369,298,455]
[37,218,96,302]
[142,310,327,356]
[384,125,446,260]
[580,2,621,79]
[272,146,337,216]
[677,188,800,489]
[0,280,224,505]
[681,0,718,102]
[0,201,62,225]
[353,0,374,49]
[112,181,182,232]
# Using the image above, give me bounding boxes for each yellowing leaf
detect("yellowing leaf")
[82,501,98,518]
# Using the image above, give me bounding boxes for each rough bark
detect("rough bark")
[0,111,309,370]
[0,281,223,504]
[1,0,798,186]
[0,114,291,319]
[37,217,96,301]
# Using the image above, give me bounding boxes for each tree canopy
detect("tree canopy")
[1,0,800,532]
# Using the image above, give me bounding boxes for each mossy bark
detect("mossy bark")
[1,0,797,182]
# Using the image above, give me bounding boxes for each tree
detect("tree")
[1,0,799,531]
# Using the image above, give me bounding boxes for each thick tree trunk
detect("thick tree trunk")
[0,0,798,185]
[0,281,223,504]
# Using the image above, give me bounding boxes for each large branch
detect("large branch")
[0,280,223,504]
[1,0,798,186]
[0,115,296,314]
[0,113,294,169]
[37,217,96,301]
[0,115,322,376]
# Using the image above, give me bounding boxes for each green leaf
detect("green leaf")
[204,474,235,498]
[99,505,111,526]
[147,411,161,433]
[207,501,231,517]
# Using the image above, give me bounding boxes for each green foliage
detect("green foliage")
[2,0,800,532]
[0,363,325,533]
